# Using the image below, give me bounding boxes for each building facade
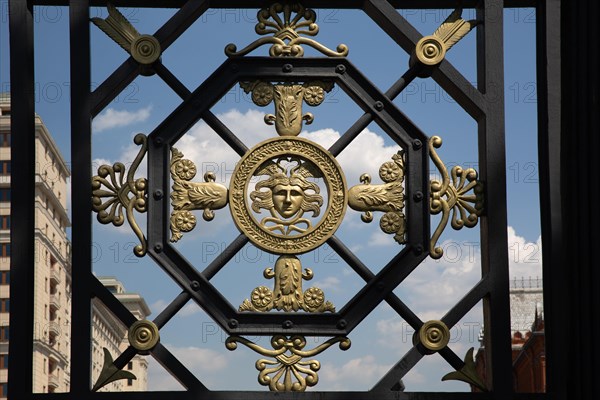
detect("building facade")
[0,95,149,397]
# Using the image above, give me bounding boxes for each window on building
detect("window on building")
[0,133,10,147]
[0,326,9,341]
[0,161,9,175]
[0,271,9,284]
[128,361,133,370]
[0,216,9,230]
[1,243,10,257]
[0,354,8,369]
[0,299,8,312]
[0,189,10,202]
[0,383,7,398]
[127,378,133,386]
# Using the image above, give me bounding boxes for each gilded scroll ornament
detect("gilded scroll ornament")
[442,347,487,392]
[226,335,351,391]
[92,348,137,392]
[348,150,407,244]
[91,3,161,65]
[240,81,334,137]
[411,8,477,68]
[239,255,335,312]
[230,137,347,254]
[225,2,348,58]
[170,148,228,242]
[429,136,484,259]
[92,134,148,256]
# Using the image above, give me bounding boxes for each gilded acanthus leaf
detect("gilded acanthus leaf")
[91,3,140,52]
[433,8,477,51]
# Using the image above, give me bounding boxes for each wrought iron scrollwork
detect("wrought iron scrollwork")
[429,136,484,259]
[226,335,350,391]
[92,134,148,256]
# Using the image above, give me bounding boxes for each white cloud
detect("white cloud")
[320,355,392,390]
[507,226,542,280]
[312,276,341,290]
[93,105,152,133]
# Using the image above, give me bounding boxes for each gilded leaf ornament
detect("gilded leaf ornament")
[411,8,477,70]
[91,3,161,66]
[170,148,228,242]
[226,335,350,391]
[442,347,488,392]
[92,348,136,392]
[429,136,484,259]
[225,2,348,58]
[92,134,148,256]
[348,150,407,244]
[239,255,335,313]
[240,81,334,136]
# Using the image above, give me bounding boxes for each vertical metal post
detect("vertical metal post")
[69,0,92,394]
[536,0,563,397]
[7,0,35,398]
[476,0,513,395]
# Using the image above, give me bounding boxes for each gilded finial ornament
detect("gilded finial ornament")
[411,8,477,69]
[170,148,228,242]
[92,134,148,256]
[128,320,160,353]
[442,347,488,392]
[429,136,484,259]
[91,3,161,65]
[225,2,348,57]
[230,137,347,254]
[226,335,350,391]
[240,255,335,312]
[241,81,334,136]
[92,348,137,391]
[348,150,407,244]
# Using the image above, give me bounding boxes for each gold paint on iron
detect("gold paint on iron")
[239,255,335,312]
[348,150,407,244]
[170,148,228,242]
[128,319,160,353]
[91,3,161,65]
[240,81,334,137]
[442,347,488,392]
[230,137,346,254]
[225,2,348,58]
[411,8,477,68]
[92,134,148,257]
[226,335,350,391]
[414,320,451,353]
[92,348,137,391]
[429,136,484,259]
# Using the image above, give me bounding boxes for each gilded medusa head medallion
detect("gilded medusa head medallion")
[230,137,347,254]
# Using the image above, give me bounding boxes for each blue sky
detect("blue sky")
[1,3,542,392]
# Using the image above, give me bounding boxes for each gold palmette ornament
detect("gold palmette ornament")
[239,255,335,312]
[410,8,477,73]
[348,150,407,244]
[429,136,484,259]
[442,347,488,392]
[92,134,148,256]
[91,3,161,66]
[225,2,348,57]
[169,148,228,242]
[92,348,137,392]
[226,335,350,392]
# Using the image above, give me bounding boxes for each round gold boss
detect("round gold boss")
[128,319,160,352]
[414,35,446,66]
[417,320,450,352]
[229,137,347,254]
[131,34,161,65]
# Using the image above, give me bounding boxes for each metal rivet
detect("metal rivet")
[374,101,384,111]
[153,190,163,200]
[282,320,293,329]
[337,319,347,329]
[282,64,293,72]
[154,137,163,146]
[335,64,346,74]
[412,139,422,150]
[414,244,424,255]
[154,243,163,253]
[413,191,423,201]
[228,319,239,329]
[190,280,200,291]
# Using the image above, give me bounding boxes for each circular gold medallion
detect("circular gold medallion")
[230,137,347,254]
